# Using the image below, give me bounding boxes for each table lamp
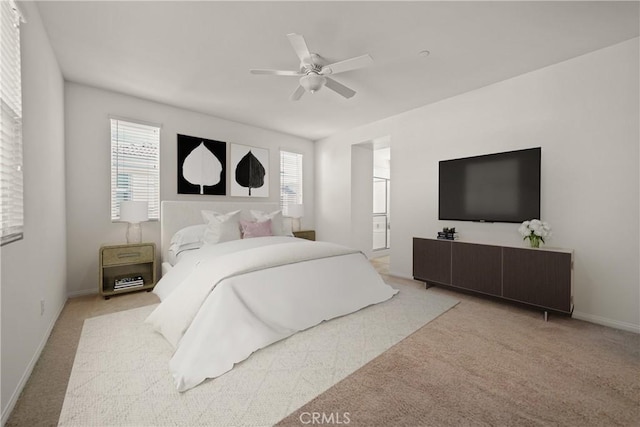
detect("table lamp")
[288,203,304,232]
[120,201,148,244]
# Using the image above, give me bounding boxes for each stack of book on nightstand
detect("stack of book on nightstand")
[114,275,144,291]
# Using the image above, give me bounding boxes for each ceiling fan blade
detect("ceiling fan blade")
[287,33,313,65]
[290,85,305,101]
[250,69,303,76]
[320,54,373,75]
[324,77,356,99]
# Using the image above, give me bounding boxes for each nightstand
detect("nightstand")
[99,243,156,299]
[293,230,316,241]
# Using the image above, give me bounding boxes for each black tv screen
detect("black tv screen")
[439,147,541,223]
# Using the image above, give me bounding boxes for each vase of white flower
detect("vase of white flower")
[518,219,551,248]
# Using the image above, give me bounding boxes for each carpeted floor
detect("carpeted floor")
[6,257,640,426]
[278,275,640,426]
[5,291,159,427]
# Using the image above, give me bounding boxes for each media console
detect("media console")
[413,238,573,319]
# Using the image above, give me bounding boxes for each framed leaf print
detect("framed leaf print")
[230,143,269,197]
[177,134,226,195]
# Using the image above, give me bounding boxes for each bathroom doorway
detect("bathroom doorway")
[373,147,390,251]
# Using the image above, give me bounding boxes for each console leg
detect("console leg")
[544,311,548,322]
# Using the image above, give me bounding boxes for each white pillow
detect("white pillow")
[170,224,207,247]
[167,224,207,264]
[167,241,202,266]
[201,210,241,244]
[250,210,293,236]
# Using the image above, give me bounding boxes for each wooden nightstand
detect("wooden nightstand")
[293,230,316,241]
[99,243,156,299]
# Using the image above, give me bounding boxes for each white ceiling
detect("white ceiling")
[35,1,639,141]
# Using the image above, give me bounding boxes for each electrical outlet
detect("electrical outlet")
[40,299,45,316]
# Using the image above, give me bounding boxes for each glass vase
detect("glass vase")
[529,236,541,248]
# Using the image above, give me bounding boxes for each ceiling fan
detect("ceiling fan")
[250,33,373,101]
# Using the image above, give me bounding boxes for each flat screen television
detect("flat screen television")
[439,147,541,223]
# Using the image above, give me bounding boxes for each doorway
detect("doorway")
[373,147,390,252]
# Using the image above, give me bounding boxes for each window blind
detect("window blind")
[280,150,303,216]
[110,119,160,221]
[0,0,24,246]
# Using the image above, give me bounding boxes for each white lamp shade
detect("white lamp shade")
[288,203,304,218]
[120,201,149,223]
[299,74,326,93]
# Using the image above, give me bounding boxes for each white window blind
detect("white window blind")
[0,0,24,246]
[280,151,303,216]
[110,119,160,221]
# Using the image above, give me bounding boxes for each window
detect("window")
[0,0,24,246]
[110,118,160,221]
[280,150,303,216]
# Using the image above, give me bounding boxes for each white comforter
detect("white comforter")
[146,236,397,392]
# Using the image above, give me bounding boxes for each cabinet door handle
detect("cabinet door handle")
[118,252,141,259]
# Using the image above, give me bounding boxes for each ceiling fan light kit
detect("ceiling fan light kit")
[299,73,326,93]
[250,33,373,101]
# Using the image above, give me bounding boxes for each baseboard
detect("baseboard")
[389,273,640,334]
[388,270,415,281]
[572,311,640,334]
[371,249,390,258]
[67,288,97,298]
[1,299,66,426]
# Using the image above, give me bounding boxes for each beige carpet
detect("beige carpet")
[6,291,159,427]
[278,280,640,426]
[57,282,458,426]
[6,262,639,426]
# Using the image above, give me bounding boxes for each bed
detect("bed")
[147,201,398,392]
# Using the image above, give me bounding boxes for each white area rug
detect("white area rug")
[58,283,458,426]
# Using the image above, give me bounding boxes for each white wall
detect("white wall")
[315,38,639,332]
[350,144,374,257]
[65,83,315,295]
[1,2,67,422]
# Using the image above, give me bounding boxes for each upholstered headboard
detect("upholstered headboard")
[160,200,280,264]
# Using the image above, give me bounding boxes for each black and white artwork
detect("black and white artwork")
[177,134,226,195]
[230,143,269,197]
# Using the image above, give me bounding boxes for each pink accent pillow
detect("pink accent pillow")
[240,219,273,239]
